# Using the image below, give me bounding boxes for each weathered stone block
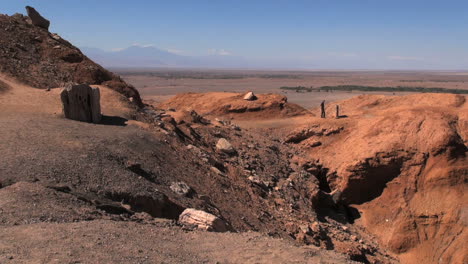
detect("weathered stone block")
[60,84,101,123]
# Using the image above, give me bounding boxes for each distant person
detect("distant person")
[320,100,326,118]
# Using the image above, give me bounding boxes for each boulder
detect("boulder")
[60,84,101,123]
[216,138,236,154]
[25,6,50,30]
[243,91,257,101]
[178,208,228,232]
[170,181,193,197]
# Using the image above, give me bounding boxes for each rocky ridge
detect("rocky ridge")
[0,9,143,107]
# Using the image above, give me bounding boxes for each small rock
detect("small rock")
[310,222,321,232]
[299,224,311,234]
[131,212,153,221]
[243,91,257,101]
[186,144,195,150]
[210,166,223,175]
[216,138,236,154]
[170,181,192,197]
[247,176,258,183]
[308,141,322,147]
[50,33,61,40]
[247,176,269,189]
[189,110,210,124]
[178,208,228,232]
[214,118,231,126]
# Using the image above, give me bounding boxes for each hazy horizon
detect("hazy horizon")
[3,0,468,70]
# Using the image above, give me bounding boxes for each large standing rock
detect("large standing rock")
[178,208,228,232]
[25,6,50,30]
[60,84,101,123]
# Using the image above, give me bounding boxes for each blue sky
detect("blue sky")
[3,0,468,69]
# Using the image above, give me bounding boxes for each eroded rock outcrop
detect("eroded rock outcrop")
[0,12,143,107]
[25,6,50,30]
[159,92,309,119]
[285,124,344,143]
[294,93,467,263]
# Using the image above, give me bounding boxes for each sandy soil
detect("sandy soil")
[0,219,359,264]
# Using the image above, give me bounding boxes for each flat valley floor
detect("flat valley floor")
[117,69,468,109]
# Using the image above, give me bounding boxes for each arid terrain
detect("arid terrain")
[0,8,467,264]
[118,69,468,109]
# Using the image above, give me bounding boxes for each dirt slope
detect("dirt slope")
[0,10,361,262]
[0,13,143,107]
[0,71,384,262]
[5,72,465,263]
[284,93,467,263]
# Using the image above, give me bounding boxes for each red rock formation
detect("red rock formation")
[158,92,309,119]
[290,93,467,263]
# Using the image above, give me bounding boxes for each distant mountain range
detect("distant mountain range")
[80,45,253,68]
[80,45,467,71]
